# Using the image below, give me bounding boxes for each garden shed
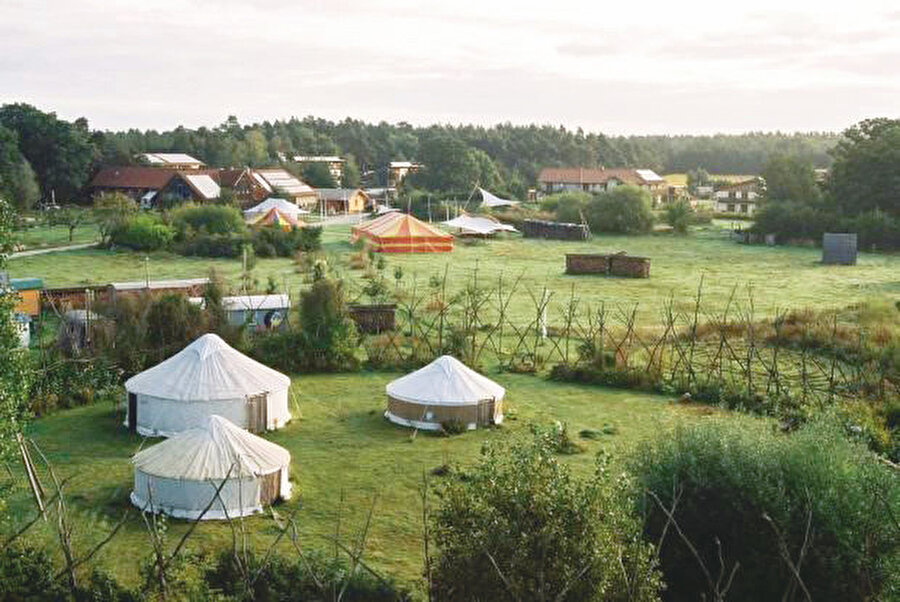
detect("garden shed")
[130,415,292,520]
[124,333,291,437]
[385,355,505,431]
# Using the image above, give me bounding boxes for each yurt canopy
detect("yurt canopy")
[248,207,302,230]
[442,214,518,235]
[385,355,505,430]
[243,197,309,219]
[131,415,292,520]
[479,188,519,208]
[124,333,291,437]
[352,212,453,253]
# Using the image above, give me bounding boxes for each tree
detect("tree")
[342,154,361,188]
[686,168,710,193]
[407,133,480,193]
[0,103,96,202]
[762,154,820,205]
[585,186,655,234]
[829,118,900,216]
[50,205,88,242]
[431,429,661,601]
[300,162,337,188]
[664,199,694,234]
[0,125,40,210]
[93,192,137,245]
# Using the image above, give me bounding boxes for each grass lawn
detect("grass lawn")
[8,223,899,322]
[3,372,752,594]
[14,223,100,249]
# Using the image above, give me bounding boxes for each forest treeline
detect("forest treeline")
[1,102,840,206]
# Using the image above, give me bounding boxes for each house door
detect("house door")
[246,393,268,433]
[128,393,137,433]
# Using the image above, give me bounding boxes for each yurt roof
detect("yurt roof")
[386,355,505,405]
[125,333,290,400]
[132,415,290,480]
[243,197,308,217]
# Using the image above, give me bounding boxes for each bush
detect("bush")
[630,418,900,601]
[175,232,246,257]
[585,186,654,234]
[109,214,174,251]
[431,430,661,601]
[251,225,322,258]
[542,191,591,223]
[0,544,67,600]
[663,200,693,234]
[171,203,245,237]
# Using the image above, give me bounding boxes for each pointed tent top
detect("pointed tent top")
[386,355,505,405]
[132,414,290,479]
[479,188,519,208]
[125,333,290,401]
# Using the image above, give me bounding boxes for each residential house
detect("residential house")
[251,169,318,210]
[218,168,272,206]
[316,188,371,215]
[537,168,668,204]
[89,167,220,207]
[137,153,206,170]
[293,155,345,184]
[714,178,764,215]
[387,161,420,188]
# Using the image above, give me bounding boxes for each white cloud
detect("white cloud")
[0,0,897,133]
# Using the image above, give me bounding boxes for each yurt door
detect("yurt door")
[259,470,281,504]
[246,393,267,433]
[127,393,137,433]
[478,399,494,425]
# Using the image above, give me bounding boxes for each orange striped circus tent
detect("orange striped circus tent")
[352,212,453,253]
[249,207,302,231]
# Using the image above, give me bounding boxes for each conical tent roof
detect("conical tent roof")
[133,415,290,480]
[249,207,301,230]
[352,212,453,253]
[125,333,290,401]
[243,197,307,218]
[386,355,505,405]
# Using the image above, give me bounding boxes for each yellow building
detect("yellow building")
[10,277,43,317]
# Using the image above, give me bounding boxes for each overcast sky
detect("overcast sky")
[1,0,898,134]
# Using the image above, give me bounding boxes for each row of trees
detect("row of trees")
[0,101,843,209]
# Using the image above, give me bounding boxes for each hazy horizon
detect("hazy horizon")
[2,0,898,135]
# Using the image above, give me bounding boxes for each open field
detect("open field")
[662,173,756,186]
[14,223,100,250]
[8,223,900,322]
[2,372,752,593]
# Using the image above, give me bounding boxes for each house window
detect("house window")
[727,203,735,212]
[741,204,748,213]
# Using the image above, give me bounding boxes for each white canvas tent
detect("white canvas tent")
[479,187,519,208]
[124,333,291,437]
[385,355,506,431]
[442,214,518,235]
[131,415,292,520]
[243,197,309,220]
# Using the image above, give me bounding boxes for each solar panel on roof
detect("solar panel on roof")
[185,175,220,200]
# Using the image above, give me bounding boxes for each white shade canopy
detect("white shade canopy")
[443,214,518,235]
[386,355,505,406]
[126,333,290,402]
[133,415,290,480]
[243,197,309,218]
[479,188,519,208]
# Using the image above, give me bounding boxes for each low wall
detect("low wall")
[522,219,589,241]
[565,253,650,278]
[348,304,396,333]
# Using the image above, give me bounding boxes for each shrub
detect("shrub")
[251,225,322,258]
[630,417,900,601]
[109,214,174,251]
[543,191,591,223]
[585,186,654,234]
[170,203,245,237]
[175,232,246,257]
[0,544,67,600]
[663,199,693,234]
[431,430,661,601]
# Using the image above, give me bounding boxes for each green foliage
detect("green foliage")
[300,161,338,187]
[542,191,591,223]
[0,103,95,201]
[406,132,483,193]
[0,544,67,600]
[170,203,245,237]
[762,153,821,204]
[630,418,900,601]
[663,199,694,234]
[585,186,655,234]
[685,167,710,193]
[829,118,900,217]
[0,125,40,209]
[431,430,661,601]
[252,225,321,258]
[109,213,174,251]
[145,293,207,355]
[92,192,137,245]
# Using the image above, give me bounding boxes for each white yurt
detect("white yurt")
[131,415,292,520]
[385,355,506,431]
[124,333,291,437]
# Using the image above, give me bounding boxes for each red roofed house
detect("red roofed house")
[89,167,221,207]
[219,168,317,210]
[537,168,668,205]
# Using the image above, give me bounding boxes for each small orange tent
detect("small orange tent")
[249,207,302,231]
[352,212,453,253]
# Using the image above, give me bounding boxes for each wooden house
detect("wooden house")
[537,168,668,204]
[316,188,371,214]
